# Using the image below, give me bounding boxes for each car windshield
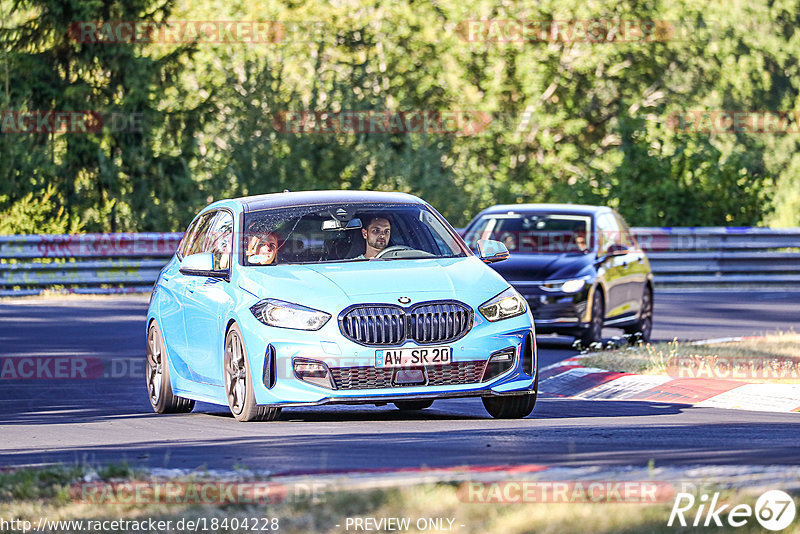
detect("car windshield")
[464,213,592,254]
[241,203,467,265]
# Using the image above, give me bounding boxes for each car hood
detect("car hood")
[237,256,509,310]
[489,253,595,282]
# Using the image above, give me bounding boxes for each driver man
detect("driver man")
[356,215,391,259]
[573,227,588,252]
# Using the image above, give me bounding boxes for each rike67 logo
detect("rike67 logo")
[668,490,796,530]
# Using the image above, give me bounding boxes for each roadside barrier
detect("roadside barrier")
[632,227,800,287]
[0,233,181,296]
[1,228,798,295]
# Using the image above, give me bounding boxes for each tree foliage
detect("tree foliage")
[1,0,798,233]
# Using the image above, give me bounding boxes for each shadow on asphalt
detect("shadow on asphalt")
[0,384,691,425]
[3,415,800,471]
[200,407,480,422]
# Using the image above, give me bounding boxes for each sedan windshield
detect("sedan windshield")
[464,213,592,254]
[242,203,466,265]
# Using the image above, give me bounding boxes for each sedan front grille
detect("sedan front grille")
[339,301,473,346]
[329,360,489,390]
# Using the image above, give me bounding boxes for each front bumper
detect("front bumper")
[239,310,537,407]
[511,282,591,334]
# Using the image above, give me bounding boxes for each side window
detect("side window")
[463,217,493,252]
[614,212,635,249]
[177,219,198,259]
[205,211,234,271]
[597,213,621,255]
[419,209,460,256]
[182,212,216,257]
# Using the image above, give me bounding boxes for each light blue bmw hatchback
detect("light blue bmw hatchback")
[146,191,537,421]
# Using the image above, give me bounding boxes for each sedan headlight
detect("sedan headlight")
[541,278,587,294]
[250,299,331,330]
[479,287,528,322]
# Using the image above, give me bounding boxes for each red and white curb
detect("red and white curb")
[539,355,800,413]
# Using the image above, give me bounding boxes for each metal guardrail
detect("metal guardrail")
[632,227,800,287]
[1,228,799,295]
[0,233,182,296]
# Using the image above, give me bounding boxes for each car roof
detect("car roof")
[230,190,425,213]
[477,203,612,217]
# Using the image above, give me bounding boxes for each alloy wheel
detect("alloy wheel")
[225,330,247,416]
[146,325,163,405]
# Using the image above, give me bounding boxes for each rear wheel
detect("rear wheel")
[394,400,434,411]
[146,321,195,414]
[224,324,281,422]
[578,289,605,348]
[625,286,653,343]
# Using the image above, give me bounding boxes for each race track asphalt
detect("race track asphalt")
[1,291,798,473]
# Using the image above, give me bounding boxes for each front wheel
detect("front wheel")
[482,393,536,419]
[578,288,605,348]
[224,324,281,422]
[482,370,538,419]
[625,286,653,343]
[146,321,195,414]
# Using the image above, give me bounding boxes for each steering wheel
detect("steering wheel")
[375,245,413,258]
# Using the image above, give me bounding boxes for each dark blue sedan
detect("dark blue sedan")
[463,204,654,347]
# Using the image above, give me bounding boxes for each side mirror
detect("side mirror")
[477,239,510,264]
[607,243,630,256]
[180,252,216,276]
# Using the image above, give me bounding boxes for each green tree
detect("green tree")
[0,0,210,232]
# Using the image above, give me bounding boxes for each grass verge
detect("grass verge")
[0,466,793,534]
[579,331,800,381]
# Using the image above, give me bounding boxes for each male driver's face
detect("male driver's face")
[575,234,587,251]
[363,219,391,251]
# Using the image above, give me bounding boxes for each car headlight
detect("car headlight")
[479,287,528,322]
[541,278,586,294]
[250,299,331,330]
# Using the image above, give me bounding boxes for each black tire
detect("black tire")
[482,372,538,419]
[146,321,195,414]
[394,400,434,411]
[625,286,653,343]
[224,324,281,422]
[578,288,605,348]
[482,393,536,419]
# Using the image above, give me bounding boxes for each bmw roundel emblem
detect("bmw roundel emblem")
[398,296,411,304]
